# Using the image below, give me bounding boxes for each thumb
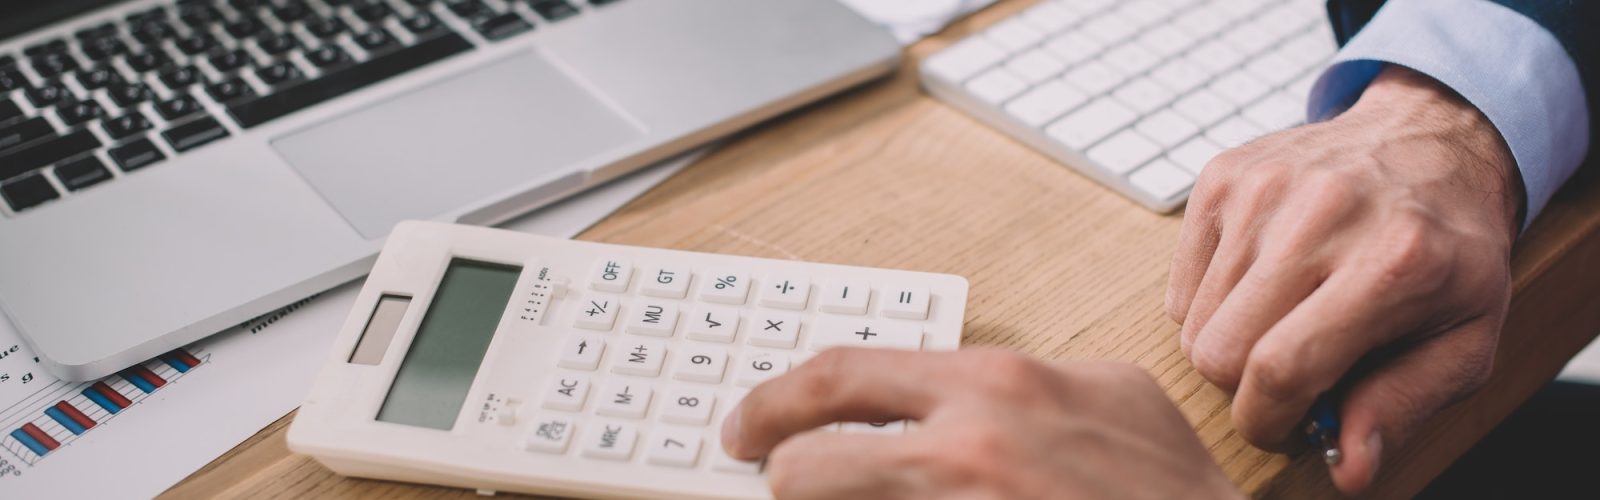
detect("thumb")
[1326,321,1497,494]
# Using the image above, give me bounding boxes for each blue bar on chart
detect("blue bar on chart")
[83,382,131,414]
[10,423,59,456]
[44,407,86,435]
[160,349,203,373]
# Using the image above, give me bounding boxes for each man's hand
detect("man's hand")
[1168,66,1521,493]
[721,348,1241,499]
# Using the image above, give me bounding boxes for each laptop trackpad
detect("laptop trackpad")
[272,51,643,239]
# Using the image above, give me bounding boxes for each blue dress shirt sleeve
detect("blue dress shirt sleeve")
[1307,0,1590,228]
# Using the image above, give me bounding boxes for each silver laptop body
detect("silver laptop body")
[0,0,900,380]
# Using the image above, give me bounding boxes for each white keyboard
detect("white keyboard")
[289,221,969,499]
[921,0,1338,212]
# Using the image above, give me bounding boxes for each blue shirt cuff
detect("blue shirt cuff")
[1307,0,1591,229]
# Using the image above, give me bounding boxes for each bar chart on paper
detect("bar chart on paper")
[0,347,208,467]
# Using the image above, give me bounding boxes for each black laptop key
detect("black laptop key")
[0,130,102,181]
[446,0,489,20]
[259,33,299,55]
[130,20,177,44]
[160,66,202,89]
[55,155,113,191]
[162,117,229,152]
[126,50,171,72]
[225,17,265,39]
[1,173,59,211]
[589,0,622,6]
[256,61,303,86]
[0,118,54,152]
[353,1,393,22]
[304,16,347,39]
[227,33,472,128]
[81,38,128,61]
[109,83,155,108]
[24,82,71,107]
[206,78,256,103]
[406,0,437,6]
[127,7,168,24]
[305,45,350,69]
[209,49,252,72]
[0,100,22,125]
[271,1,311,23]
[0,67,26,91]
[0,55,16,68]
[177,3,222,28]
[23,39,68,58]
[400,12,443,35]
[75,23,119,40]
[75,67,122,89]
[353,28,395,51]
[176,34,218,55]
[156,94,203,120]
[30,53,79,79]
[57,100,106,126]
[109,138,164,171]
[103,111,153,140]
[474,13,532,41]
[529,0,579,21]
[230,0,265,10]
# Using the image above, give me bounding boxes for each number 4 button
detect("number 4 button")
[882,287,930,320]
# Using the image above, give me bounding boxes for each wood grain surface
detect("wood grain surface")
[160,2,1600,498]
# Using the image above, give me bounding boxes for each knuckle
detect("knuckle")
[1372,213,1451,290]
[922,425,1010,483]
[1243,345,1307,404]
[965,350,1049,397]
[1188,341,1244,391]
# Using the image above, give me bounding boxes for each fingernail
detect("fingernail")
[721,409,743,454]
[1366,430,1383,474]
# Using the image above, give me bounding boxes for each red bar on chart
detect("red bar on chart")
[130,365,167,389]
[174,349,202,368]
[20,423,59,451]
[53,401,97,430]
[92,382,133,408]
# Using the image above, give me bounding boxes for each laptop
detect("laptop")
[0,0,901,381]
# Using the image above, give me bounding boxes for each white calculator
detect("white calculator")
[288,221,969,499]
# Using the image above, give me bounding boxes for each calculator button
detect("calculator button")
[589,259,632,292]
[597,382,653,419]
[672,345,728,383]
[581,422,639,461]
[558,335,604,371]
[843,421,906,434]
[639,266,691,299]
[625,301,680,337]
[687,307,740,343]
[758,275,811,310]
[735,353,789,387]
[661,387,716,425]
[646,427,704,468]
[698,271,750,305]
[573,298,619,331]
[541,376,591,412]
[748,312,801,349]
[818,280,871,315]
[882,287,932,320]
[711,445,762,474]
[810,318,923,352]
[612,339,667,377]
[524,416,576,454]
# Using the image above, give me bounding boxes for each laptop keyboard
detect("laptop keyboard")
[0,0,622,214]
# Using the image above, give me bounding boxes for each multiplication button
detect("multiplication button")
[589,259,633,292]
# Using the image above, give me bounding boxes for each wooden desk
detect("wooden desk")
[162,2,1600,498]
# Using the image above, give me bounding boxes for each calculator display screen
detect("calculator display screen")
[376,260,521,430]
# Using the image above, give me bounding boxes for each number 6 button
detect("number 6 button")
[735,353,789,387]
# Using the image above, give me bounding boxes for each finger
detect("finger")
[1178,225,1257,357]
[1327,321,1497,494]
[1186,253,1322,391]
[1167,191,1225,326]
[1229,266,1433,450]
[765,432,915,499]
[723,349,949,459]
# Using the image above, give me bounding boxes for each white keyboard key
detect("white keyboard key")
[1135,109,1200,148]
[646,427,703,468]
[1285,69,1321,102]
[1022,2,1081,32]
[589,259,632,293]
[687,306,740,343]
[842,421,907,434]
[1258,3,1316,38]
[1243,92,1305,131]
[1062,59,1124,95]
[1129,159,1195,200]
[1282,27,1337,63]
[1221,21,1275,56]
[966,67,1029,104]
[1169,136,1224,175]
[558,335,605,371]
[1045,97,1136,150]
[597,382,653,419]
[661,387,716,425]
[1042,32,1103,66]
[1136,24,1196,58]
[542,376,591,412]
[612,339,667,377]
[1116,0,1174,29]
[673,344,729,383]
[1006,80,1087,128]
[626,301,680,337]
[735,353,789,387]
[748,311,801,349]
[638,266,691,299]
[1081,12,1136,44]
[698,270,750,305]
[986,18,1047,51]
[711,446,762,474]
[924,36,1007,82]
[811,318,923,351]
[1173,7,1227,38]
[1244,51,1303,87]
[1103,43,1161,76]
[1214,0,1269,21]
[1206,116,1265,149]
[1150,58,1210,94]
[882,287,931,320]
[1112,77,1176,114]
[1172,89,1232,126]
[573,297,620,331]
[582,422,639,461]
[1088,130,1162,175]
[1004,49,1066,84]
[524,416,576,454]
[758,275,812,310]
[1187,40,1244,73]
[1209,72,1270,106]
[818,280,871,315]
